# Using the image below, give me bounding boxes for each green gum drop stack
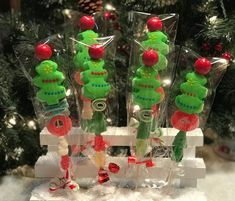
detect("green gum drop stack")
[171,58,212,162]
[141,17,169,71]
[73,16,99,71]
[80,44,110,135]
[133,49,164,159]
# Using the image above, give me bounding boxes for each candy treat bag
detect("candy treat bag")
[32,43,79,192]
[128,13,178,165]
[169,47,228,164]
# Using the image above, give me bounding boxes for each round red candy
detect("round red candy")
[171,110,199,132]
[89,44,104,60]
[194,58,212,75]
[142,49,159,67]
[79,16,95,31]
[35,44,52,61]
[47,115,72,137]
[147,17,163,31]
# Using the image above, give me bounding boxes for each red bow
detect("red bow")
[128,156,155,168]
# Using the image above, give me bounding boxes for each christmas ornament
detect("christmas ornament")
[214,43,223,52]
[171,58,211,162]
[222,52,231,60]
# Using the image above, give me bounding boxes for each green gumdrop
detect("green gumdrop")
[33,60,66,105]
[75,30,98,50]
[180,82,208,100]
[175,94,204,114]
[81,111,107,135]
[136,138,149,157]
[141,40,169,56]
[73,48,89,70]
[171,131,187,162]
[136,66,158,79]
[136,121,152,139]
[186,72,207,85]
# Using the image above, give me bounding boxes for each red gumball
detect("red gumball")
[171,110,199,132]
[60,155,70,170]
[142,49,159,67]
[147,17,163,31]
[79,16,95,31]
[194,58,212,75]
[47,115,72,137]
[35,44,52,61]
[89,44,105,60]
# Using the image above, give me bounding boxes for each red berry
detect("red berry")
[214,43,223,52]
[171,110,199,132]
[142,49,158,67]
[104,11,111,20]
[35,44,52,60]
[89,44,104,59]
[79,16,95,30]
[194,58,212,75]
[222,52,231,60]
[147,17,163,31]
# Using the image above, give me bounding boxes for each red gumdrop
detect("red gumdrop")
[171,110,199,132]
[79,16,95,31]
[60,155,70,170]
[142,49,159,67]
[147,17,163,31]
[89,44,105,60]
[194,58,212,75]
[35,44,52,61]
[47,115,72,137]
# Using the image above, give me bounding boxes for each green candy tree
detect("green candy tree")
[73,16,98,71]
[171,58,211,162]
[33,60,66,105]
[141,17,169,71]
[132,49,164,158]
[80,44,110,135]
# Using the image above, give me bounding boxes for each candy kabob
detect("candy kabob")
[140,17,169,132]
[80,44,112,183]
[171,58,212,162]
[132,49,164,161]
[33,44,79,191]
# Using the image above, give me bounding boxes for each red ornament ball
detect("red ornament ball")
[222,52,231,60]
[194,58,212,75]
[142,49,159,67]
[79,16,95,31]
[214,43,223,52]
[147,17,163,31]
[89,44,105,59]
[171,110,199,132]
[47,115,72,137]
[104,11,111,20]
[35,44,52,61]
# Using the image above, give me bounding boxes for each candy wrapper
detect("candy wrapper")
[168,47,228,163]
[127,12,178,164]
[71,15,117,184]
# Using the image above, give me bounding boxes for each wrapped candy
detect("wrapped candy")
[33,43,79,191]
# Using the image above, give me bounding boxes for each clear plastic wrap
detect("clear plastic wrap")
[168,47,228,163]
[127,12,179,186]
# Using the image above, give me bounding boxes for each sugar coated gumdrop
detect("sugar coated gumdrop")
[142,49,159,67]
[88,44,105,60]
[147,17,163,31]
[194,58,212,75]
[171,110,199,132]
[35,44,52,61]
[79,16,95,31]
[47,115,72,137]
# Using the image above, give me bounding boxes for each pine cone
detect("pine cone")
[78,0,103,14]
